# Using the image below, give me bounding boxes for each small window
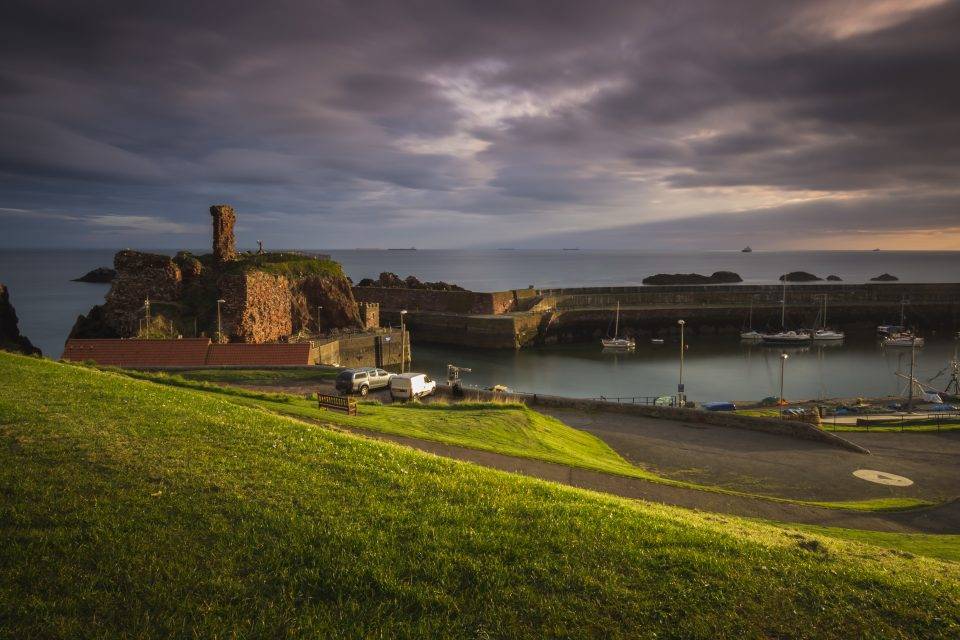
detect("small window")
[355,372,368,379]
[377,369,387,376]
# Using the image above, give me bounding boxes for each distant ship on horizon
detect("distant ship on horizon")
[387,247,417,251]
[741,246,753,253]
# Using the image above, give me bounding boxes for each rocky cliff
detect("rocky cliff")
[0,284,41,355]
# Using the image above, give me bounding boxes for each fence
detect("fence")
[590,395,676,406]
[822,410,960,432]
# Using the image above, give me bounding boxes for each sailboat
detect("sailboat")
[740,298,763,340]
[601,302,635,349]
[812,295,844,341]
[881,299,924,346]
[761,279,812,344]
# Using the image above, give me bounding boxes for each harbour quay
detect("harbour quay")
[354,282,960,349]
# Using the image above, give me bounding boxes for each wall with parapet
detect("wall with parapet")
[353,287,523,315]
[434,385,869,453]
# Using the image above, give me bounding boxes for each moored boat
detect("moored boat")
[761,330,812,344]
[601,302,635,350]
[883,333,925,347]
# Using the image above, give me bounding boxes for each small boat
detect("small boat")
[740,299,762,340]
[812,295,844,341]
[651,338,665,345]
[741,246,753,253]
[813,329,845,341]
[761,280,811,343]
[883,333,925,347]
[761,330,813,344]
[877,324,904,336]
[601,302,635,349]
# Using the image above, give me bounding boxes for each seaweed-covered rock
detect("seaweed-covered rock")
[72,267,116,283]
[357,272,467,291]
[0,284,41,355]
[779,271,822,282]
[871,273,899,281]
[643,271,743,285]
[826,275,842,281]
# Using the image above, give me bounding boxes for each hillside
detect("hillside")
[0,352,958,638]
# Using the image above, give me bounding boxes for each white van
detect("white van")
[389,372,437,400]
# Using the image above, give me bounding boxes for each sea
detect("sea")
[2,248,959,402]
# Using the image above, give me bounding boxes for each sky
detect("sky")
[1,0,959,250]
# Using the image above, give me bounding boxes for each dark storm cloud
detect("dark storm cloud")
[1,0,958,248]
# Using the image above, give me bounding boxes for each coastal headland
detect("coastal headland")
[354,282,960,349]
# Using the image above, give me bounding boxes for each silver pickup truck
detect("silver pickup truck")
[335,367,393,396]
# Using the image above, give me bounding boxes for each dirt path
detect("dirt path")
[333,423,960,534]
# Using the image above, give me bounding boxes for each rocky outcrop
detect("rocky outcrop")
[295,275,362,332]
[826,275,842,281]
[0,284,41,355]
[871,273,899,281]
[779,271,822,282]
[357,272,467,291]
[72,267,116,283]
[642,271,743,285]
[210,204,237,263]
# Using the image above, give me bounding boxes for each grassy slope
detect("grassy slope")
[120,370,935,512]
[1,353,958,638]
[175,367,339,384]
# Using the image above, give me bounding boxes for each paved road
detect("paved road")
[543,408,960,504]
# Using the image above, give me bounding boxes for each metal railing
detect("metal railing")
[590,395,676,406]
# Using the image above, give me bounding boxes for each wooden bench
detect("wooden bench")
[318,393,357,416]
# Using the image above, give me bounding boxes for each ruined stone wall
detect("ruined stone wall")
[210,205,237,263]
[296,276,361,332]
[233,272,293,343]
[358,302,380,330]
[101,251,183,335]
[352,287,516,315]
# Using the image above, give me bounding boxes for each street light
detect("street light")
[399,310,408,373]
[216,299,226,343]
[677,319,686,405]
[779,352,789,407]
[316,305,323,334]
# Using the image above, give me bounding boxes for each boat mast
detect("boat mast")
[780,279,787,329]
[614,301,620,338]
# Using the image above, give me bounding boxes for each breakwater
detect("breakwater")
[355,282,960,349]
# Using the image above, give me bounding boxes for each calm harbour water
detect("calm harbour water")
[2,248,958,402]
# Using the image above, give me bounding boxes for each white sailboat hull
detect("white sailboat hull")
[602,338,635,349]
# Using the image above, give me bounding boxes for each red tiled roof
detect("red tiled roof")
[205,343,312,366]
[62,338,211,367]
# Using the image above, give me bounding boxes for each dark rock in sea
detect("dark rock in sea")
[779,271,822,282]
[642,271,743,285]
[826,275,842,281]
[72,267,116,283]
[871,273,899,281]
[0,284,41,356]
[356,272,467,291]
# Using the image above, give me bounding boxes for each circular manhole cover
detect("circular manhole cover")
[852,469,914,486]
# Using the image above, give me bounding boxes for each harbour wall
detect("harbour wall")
[353,282,960,349]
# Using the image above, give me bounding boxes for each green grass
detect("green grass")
[109,368,937,513]
[775,524,960,563]
[1,352,958,638]
[171,367,340,384]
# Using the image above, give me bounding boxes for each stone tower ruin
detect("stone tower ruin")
[210,204,237,263]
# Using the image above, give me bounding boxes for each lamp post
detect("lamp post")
[316,305,323,334]
[399,310,408,373]
[677,319,685,406]
[216,299,226,343]
[779,352,789,408]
